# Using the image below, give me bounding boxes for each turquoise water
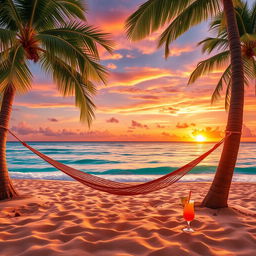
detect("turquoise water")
[6,141,256,182]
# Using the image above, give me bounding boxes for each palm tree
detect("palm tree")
[189,1,256,109]
[126,0,245,208]
[0,0,113,200]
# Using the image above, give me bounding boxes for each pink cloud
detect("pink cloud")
[48,118,58,122]
[131,95,159,100]
[11,122,113,140]
[106,117,119,123]
[12,122,36,135]
[15,102,74,109]
[131,120,148,129]
[242,124,255,137]
[109,67,176,87]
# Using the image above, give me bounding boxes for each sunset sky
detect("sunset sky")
[10,0,256,142]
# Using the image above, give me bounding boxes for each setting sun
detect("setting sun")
[195,135,206,142]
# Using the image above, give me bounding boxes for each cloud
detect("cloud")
[130,120,148,129]
[160,106,179,114]
[107,63,117,69]
[176,122,189,129]
[176,122,196,129]
[12,122,36,135]
[168,45,195,56]
[161,132,170,137]
[106,117,119,123]
[126,54,135,58]
[11,122,113,139]
[88,8,129,35]
[111,87,144,94]
[242,124,255,137]
[10,121,181,141]
[15,102,74,109]
[102,52,123,60]
[48,118,58,122]
[192,126,223,139]
[109,67,177,87]
[131,95,159,100]
[156,124,166,128]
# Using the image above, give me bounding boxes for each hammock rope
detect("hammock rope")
[3,126,229,195]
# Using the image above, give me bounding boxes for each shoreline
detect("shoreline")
[0,180,255,256]
[7,178,256,184]
[9,173,256,183]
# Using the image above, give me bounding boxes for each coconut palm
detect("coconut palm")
[126,0,245,208]
[189,1,256,109]
[0,0,113,200]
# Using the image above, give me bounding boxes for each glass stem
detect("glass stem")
[187,221,191,229]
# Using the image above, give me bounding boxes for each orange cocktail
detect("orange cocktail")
[183,200,195,232]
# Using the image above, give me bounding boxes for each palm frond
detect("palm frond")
[211,64,231,104]
[0,92,2,111]
[158,0,221,58]
[211,56,256,106]
[209,1,253,39]
[0,46,32,93]
[233,0,244,8]
[253,59,256,95]
[16,0,86,31]
[188,51,230,84]
[251,1,256,33]
[41,22,113,57]
[125,0,193,41]
[243,57,256,84]
[0,28,16,50]
[225,79,231,110]
[198,37,229,54]
[38,32,108,83]
[40,53,96,125]
[0,0,22,30]
[240,32,256,42]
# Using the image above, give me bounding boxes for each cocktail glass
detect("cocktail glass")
[183,200,195,232]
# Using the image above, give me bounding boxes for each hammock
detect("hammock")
[5,127,226,195]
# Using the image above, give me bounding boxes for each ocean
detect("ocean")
[7,141,256,183]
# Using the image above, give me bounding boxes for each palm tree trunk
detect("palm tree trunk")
[0,84,18,200]
[202,0,244,208]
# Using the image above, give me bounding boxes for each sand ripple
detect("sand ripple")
[0,180,255,256]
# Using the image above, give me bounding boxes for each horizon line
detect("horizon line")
[7,140,256,143]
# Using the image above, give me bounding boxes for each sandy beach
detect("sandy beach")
[0,179,255,256]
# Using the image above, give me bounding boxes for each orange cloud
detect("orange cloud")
[191,126,223,141]
[168,45,195,56]
[107,63,117,69]
[101,52,123,60]
[108,67,177,87]
[15,102,74,109]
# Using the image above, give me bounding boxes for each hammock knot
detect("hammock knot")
[225,130,242,136]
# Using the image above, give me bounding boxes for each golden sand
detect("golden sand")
[0,180,255,256]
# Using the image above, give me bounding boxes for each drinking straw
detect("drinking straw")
[188,190,192,202]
